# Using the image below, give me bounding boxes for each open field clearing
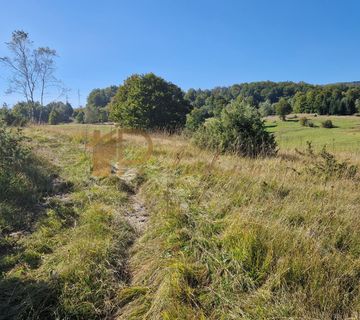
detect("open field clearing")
[266,115,360,152]
[38,113,360,155]
[1,122,360,319]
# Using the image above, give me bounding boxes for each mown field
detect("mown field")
[266,115,360,152]
[1,116,360,319]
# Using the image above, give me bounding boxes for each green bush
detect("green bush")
[75,110,85,123]
[307,121,315,127]
[0,106,27,126]
[298,142,358,181]
[299,117,316,128]
[193,101,277,157]
[185,106,211,133]
[258,100,275,117]
[299,117,308,126]
[48,109,60,124]
[321,119,334,128]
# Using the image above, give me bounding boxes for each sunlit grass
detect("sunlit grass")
[266,114,360,153]
[2,122,360,319]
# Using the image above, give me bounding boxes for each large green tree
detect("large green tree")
[46,102,73,124]
[87,86,118,108]
[83,86,118,123]
[110,73,190,130]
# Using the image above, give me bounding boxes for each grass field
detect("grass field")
[1,118,360,319]
[266,115,360,152]
[37,114,360,154]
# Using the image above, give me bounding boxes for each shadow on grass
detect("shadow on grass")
[265,124,278,128]
[0,277,57,320]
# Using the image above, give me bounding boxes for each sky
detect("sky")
[0,0,359,107]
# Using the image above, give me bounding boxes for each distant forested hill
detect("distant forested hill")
[185,81,360,115]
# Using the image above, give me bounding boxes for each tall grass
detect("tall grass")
[2,123,360,319]
[114,133,360,319]
[0,127,136,319]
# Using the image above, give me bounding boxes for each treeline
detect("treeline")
[2,78,360,129]
[103,74,360,156]
[185,81,360,117]
[74,85,118,124]
[0,101,73,126]
[82,80,360,128]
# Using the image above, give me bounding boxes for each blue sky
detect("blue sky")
[0,0,359,107]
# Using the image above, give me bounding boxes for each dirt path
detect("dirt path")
[125,193,149,233]
[118,168,150,234]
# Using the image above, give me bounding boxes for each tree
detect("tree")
[356,99,360,113]
[0,105,15,126]
[259,100,275,117]
[75,110,85,123]
[275,98,292,120]
[87,86,118,108]
[36,47,61,123]
[0,30,62,122]
[0,31,38,120]
[46,102,73,123]
[48,109,60,125]
[36,47,59,106]
[83,86,117,123]
[84,106,99,123]
[110,73,190,130]
[185,106,211,133]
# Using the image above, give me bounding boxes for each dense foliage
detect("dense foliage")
[321,119,334,128]
[185,82,360,120]
[47,102,73,124]
[73,108,85,123]
[0,105,27,126]
[275,97,292,120]
[0,101,73,125]
[193,100,277,157]
[110,73,190,130]
[84,86,118,123]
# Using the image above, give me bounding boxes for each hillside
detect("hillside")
[1,118,360,319]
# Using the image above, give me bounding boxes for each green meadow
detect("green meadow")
[266,115,360,152]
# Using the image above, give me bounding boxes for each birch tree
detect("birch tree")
[0,30,61,122]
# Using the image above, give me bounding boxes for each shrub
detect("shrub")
[185,106,211,133]
[258,100,275,117]
[0,106,27,126]
[307,120,315,127]
[193,101,277,157]
[299,117,308,126]
[48,109,60,124]
[297,142,358,181]
[275,98,292,121]
[321,119,334,128]
[75,110,85,123]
